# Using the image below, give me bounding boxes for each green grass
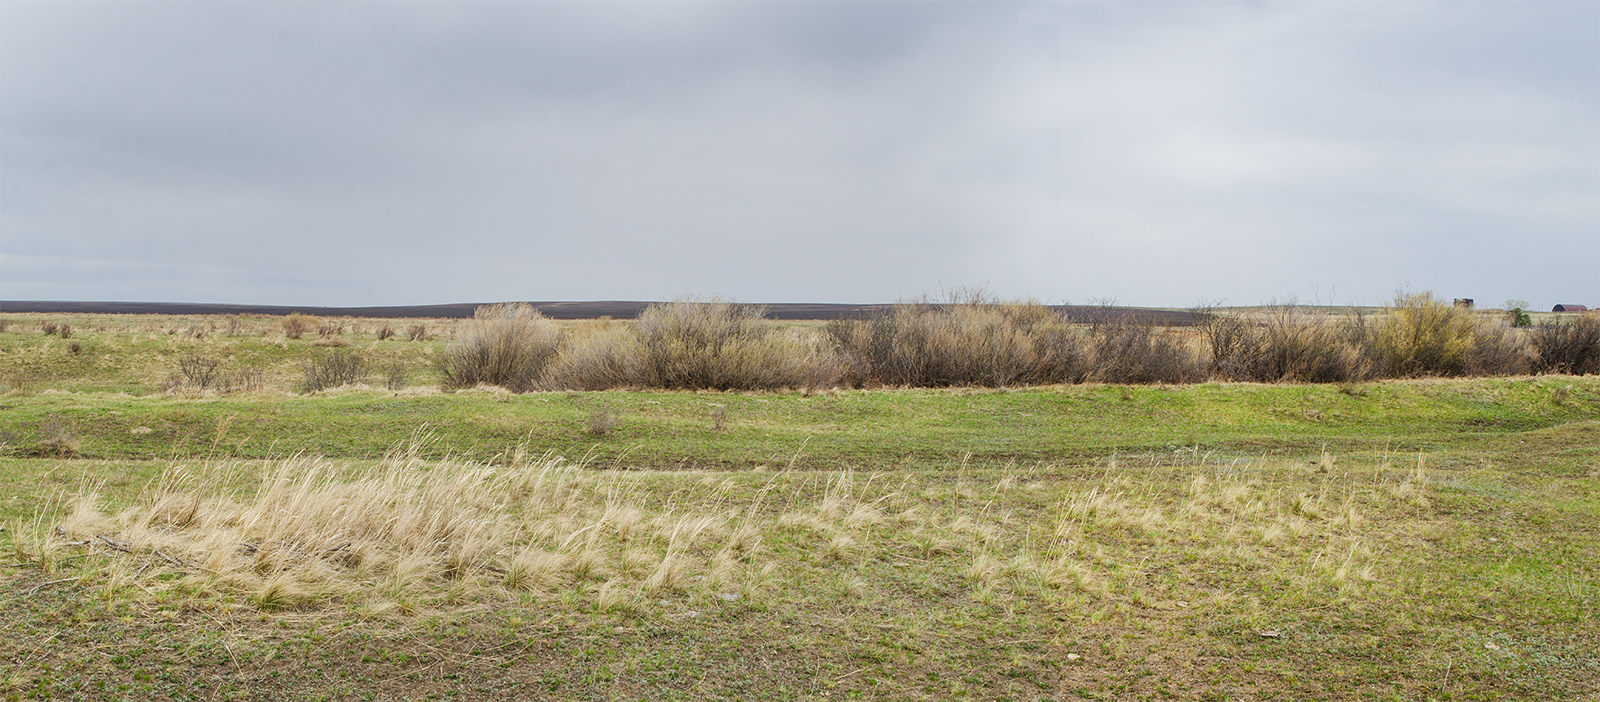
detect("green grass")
[1,377,1596,469]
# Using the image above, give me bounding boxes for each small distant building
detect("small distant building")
[1552,304,1589,312]
[1453,299,1474,309]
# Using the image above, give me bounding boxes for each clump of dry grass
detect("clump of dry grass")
[9,444,1452,633]
[440,303,561,393]
[19,451,785,615]
[281,314,316,339]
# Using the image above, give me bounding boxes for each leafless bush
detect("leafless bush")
[1466,319,1529,376]
[384,362,408,391]
[226,317,243,337]
[375,325,396,341]
[68,342,82,355]
[166,355,265,395]
[548,298,842,391]
[407,325,428,342]
[282,314,316,339]
[317,321,345,339]
[1254,307,1366,383]
[827,298,1086,387]
[1195,304,1367,383]
[40,321,59,336]
[1086,313,1205,384]
[542,326,647,390]
[178,353,224,391]
[58,324,73,339]
[1529,313,1600,375]
[1194,304,1259,381]
[302,350,366,393]
[441,303,562,393]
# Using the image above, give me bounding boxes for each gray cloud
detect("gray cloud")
[3,1,1595,308]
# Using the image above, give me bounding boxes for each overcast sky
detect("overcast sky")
[2,1,1596,308]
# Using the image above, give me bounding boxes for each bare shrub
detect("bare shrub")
[407,325,428,342]
[1194,305,1259,381]
[68,342,82,355]
[1259,307,1365,383]
[226,317,243,337]
[1366,292,1481,377]
[1467,318,1529,376]
[178,353,223,391]
[658,299,844,390]
[317,321,345,339]
[58,324,73,339]
[1086,313,1205,384]
[1529,312,1600,375]
[1196,304,1366,383]
[40,321,59,336]
[542,326,647,390]
[548,298,842,391]
[828,297,1086,387]
[302,350,366,393]
[375,325,396,341]
[440,303,562,393]
[384,362,408,391]
[282,314,316,339]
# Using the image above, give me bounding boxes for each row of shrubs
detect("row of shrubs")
[437,295,1600,393]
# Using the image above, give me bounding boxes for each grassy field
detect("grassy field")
[1,315,1597,700]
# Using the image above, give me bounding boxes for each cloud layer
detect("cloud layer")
[3,2,1595,307]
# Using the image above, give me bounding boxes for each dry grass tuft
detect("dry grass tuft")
[281,314,316,339]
